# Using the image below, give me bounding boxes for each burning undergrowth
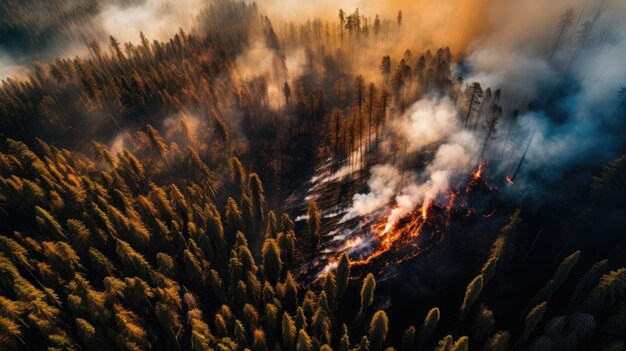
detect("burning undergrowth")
[291,95,515,282]
[296,159,502,282]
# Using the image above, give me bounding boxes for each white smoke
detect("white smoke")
[463,0,626,202]
[384,131,478,231]
[340,164,401,222]
[97,0,203,43]
[394,97,462,151]
[341,96,480,230]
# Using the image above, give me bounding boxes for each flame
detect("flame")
[342,237,363,251]
[466,162,485,193]
[350,207,430,266]
[473,162,484,180]
[344,161,495,269]
[505,176,514,184]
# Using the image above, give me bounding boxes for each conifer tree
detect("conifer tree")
[458,275,484,324]
[282,312,296,351]
[360,273,376,315]
[418,307,440,345]
[400,326,415,351]
[262,238,283,285]
[307,200,321,246]
[336,253,350,298]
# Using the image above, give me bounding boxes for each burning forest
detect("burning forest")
[1,0,626,350]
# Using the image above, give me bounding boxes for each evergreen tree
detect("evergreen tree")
[360,273,376,315]
[307,201,321,246]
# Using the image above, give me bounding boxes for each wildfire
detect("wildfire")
[345,161,496,270]
[350,207,430,266]
[473,162,484,180]
[466,162,486,193]
[349,192,458,267]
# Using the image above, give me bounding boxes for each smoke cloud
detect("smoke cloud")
[341,96,480,230]
[97,0,203,43]
[463,0,626,202]
[341,164,401,221]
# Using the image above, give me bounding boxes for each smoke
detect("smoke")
[393,97,462,152]
[339,0,626,241]
[463,0,626,203]
[256,0,490,53]
[385,131,478,230]
[0,50,28,81]
[341,96,480,230]
[0,0,203,80]
[341,164,401,221]
[97,0,203,43]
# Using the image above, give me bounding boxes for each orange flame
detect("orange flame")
[344,162,495,269]
[473,162,483,180]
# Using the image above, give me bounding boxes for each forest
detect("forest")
[1,0,626,350]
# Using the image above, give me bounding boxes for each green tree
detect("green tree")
[282,312,296,351]
[483,331,509,351]
[418,307,440,345]
[340,324,350,351]
[450,336,468,351]
[252,328,267,351]
[571,259,609,305]
[284,272,298,314]
[369,310,388,351]
[323,272,337,309]
[249,173,266,227]
[400,326,415,351]
[336,253,350,298]
[296,329,313,351]
[521,302,547,341]
[553,250,581,291]
[360,273,376,314]
[262,238,283,285]
[581,268,626,315]
[307,201,321,245]
[459,275,483,324]
[473,305,494,343]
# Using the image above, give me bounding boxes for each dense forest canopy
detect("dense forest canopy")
[0,0,625,351]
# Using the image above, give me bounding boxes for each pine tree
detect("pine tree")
[521,302,547,341]
[450,336,468,351]
[340,324,350,351]
[307,200,321,246]
[282,312,296,351]
[360,273,376,315]
[571,259,609,305]
[581,268,626,315]
[553,250,581,291]
[400,326,415,351]
[249,173,266,227]
[458,275,483,324]
[252,328,267,351]
[284,272,298,314]
[296,329,313,351]
[262,238,283,285]
[418,307,440,345]
[323,272,337,309]
[473,305,495,343]
[336,253,350,298]
[482,331,509,351]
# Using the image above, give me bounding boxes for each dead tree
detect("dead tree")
[464,82,484,128]
[480,104,502,160]
[550,8,575,60]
